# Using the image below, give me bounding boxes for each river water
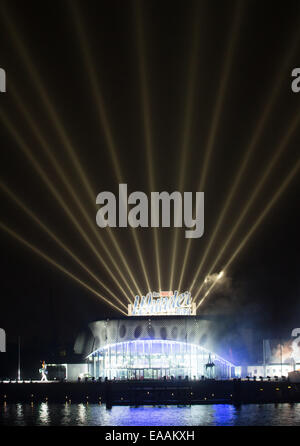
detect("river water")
[0,403,300,426]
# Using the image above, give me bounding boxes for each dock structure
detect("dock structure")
[0,378,299,406]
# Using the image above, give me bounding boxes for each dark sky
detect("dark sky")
[0,0,299,353]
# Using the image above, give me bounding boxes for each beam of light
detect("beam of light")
[177,0,244,292]
[189,27,300,296]
[196,157,300,310]
[8,84,136,302]
[69,1,122,184]
[194,110,300,302]
[168,1,203,290]
[134,0,161,291]
[0,6,142,299]
[69,2,151,294]
[0,181,128,311]
[0,109,132,304]
[0,7,94,200]
[0,222,127,315]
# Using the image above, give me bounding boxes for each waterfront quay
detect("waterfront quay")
[0,379,300,407]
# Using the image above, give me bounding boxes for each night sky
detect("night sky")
[0,0,299,359]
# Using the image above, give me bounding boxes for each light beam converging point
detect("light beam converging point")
[0,3,298,316]
[0,222,127,315]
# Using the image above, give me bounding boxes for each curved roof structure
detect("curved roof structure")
[74,316,235,367]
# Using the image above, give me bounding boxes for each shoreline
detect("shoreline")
[1,379,300,406]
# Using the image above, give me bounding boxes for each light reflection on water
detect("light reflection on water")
[0,403,300,426]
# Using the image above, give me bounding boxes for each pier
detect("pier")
[1,379,299,406]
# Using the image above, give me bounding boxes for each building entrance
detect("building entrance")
[128,368,171,380]
[87,339,234,380]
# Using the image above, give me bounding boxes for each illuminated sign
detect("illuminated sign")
[128,291,196,316]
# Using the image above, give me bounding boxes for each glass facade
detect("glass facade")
[87,339,234,380]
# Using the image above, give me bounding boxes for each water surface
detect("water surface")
[1,403,300,426]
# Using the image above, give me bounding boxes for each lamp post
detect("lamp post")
[18,336,21,381]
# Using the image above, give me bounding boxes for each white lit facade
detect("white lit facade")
[87,339,235,380]
[74,317,237,380]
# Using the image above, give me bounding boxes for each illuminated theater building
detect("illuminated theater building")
[74,291,237,380]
